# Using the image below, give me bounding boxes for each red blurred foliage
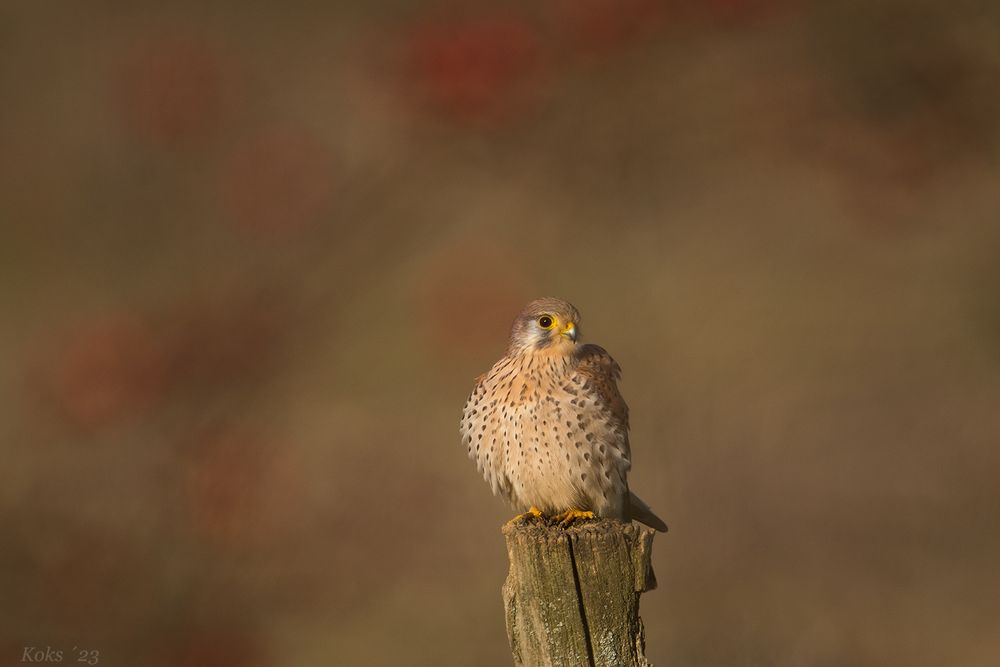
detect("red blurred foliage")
[549,0,666,56]
[182,427,289,549]
[174,625,269,667]
[418,243,533,355]
[39,291,291,432]
[164,292,288,390]
[48,314,167,431]
[817,116,941,228]
[220,127,335,234]
[114,32,227,149]
[406,13,545,124]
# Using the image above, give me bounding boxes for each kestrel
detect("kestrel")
[461,297,667,531]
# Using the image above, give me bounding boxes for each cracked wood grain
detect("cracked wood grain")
[502,519,658,667]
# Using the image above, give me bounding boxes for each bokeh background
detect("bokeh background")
[3,1,1000,665]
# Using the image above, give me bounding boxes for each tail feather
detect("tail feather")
[628,491,668,532]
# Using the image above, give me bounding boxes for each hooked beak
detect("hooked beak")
[561,321,577,342]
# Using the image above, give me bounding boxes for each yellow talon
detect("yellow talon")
[553,509,595,526]
[505,506,544,526]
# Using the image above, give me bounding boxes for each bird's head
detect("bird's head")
[507,297,581,355]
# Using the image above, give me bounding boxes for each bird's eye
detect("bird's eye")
[538,315,554,329]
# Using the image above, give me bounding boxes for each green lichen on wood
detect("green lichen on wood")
[502,519,658,667]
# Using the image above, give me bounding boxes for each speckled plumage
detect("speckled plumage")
[461,297,667,531]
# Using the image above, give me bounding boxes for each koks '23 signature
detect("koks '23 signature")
[21,646,99,665]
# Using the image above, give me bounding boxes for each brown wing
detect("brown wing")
[571,343,631,464]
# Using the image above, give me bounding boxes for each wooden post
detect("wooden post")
[502,519,659,667]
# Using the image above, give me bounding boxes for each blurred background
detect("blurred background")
[2,1,1000,665]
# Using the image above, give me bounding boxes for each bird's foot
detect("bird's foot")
[552,509,595,526]
[505,506,544,526]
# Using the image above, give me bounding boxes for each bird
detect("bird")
[460,297,667,532]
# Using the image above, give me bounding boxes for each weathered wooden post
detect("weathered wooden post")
[502,518,659,667]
